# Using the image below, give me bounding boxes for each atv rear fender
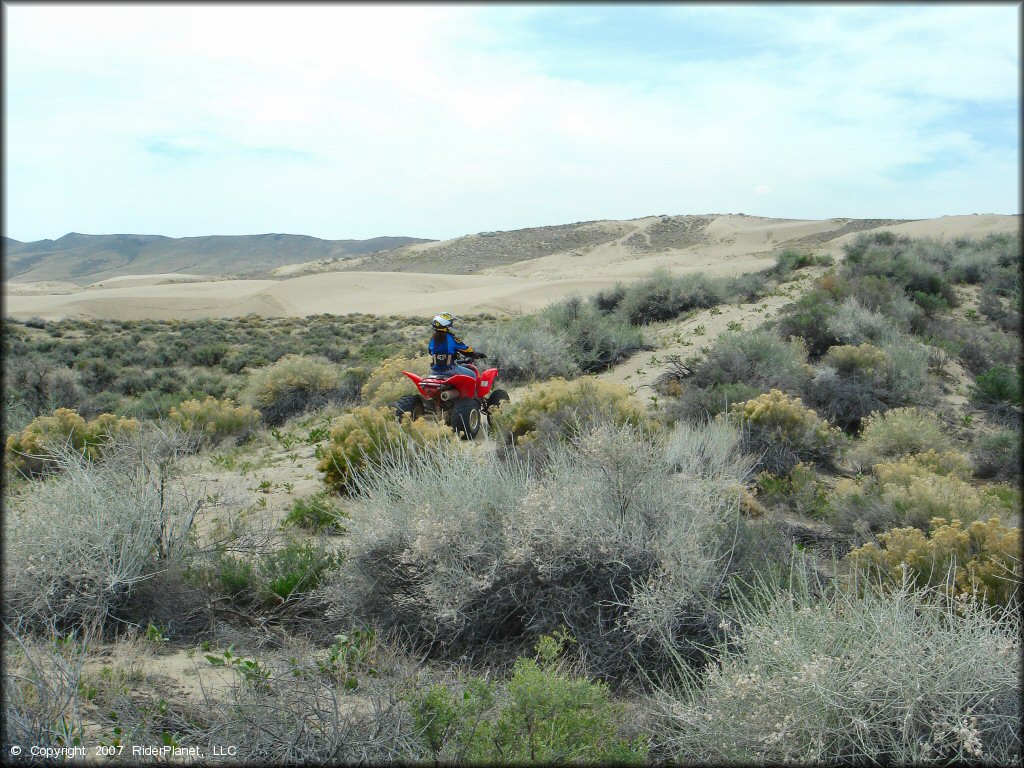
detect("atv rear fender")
[402,368,498,400]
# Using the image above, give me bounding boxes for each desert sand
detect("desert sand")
[4,214,1017,321]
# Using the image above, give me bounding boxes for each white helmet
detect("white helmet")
[432,312,461,330]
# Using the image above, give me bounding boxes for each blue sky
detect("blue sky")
[3,3,1019,242]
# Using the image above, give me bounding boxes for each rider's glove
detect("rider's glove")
[475,352,488,360]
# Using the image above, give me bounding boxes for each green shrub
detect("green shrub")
[845,274,925,335]
[842,233,960,310]
[726,270,772,302]
[82,390,127,419]
[972,365,1022,406]
[660,566,1021,765]
[803,343,890,431]
[854,407,951,469]
[212,549,256,596]
[222,347,262,374]
[822,342,887,377]
[690,330,809,392]
[473,319,578,384]
[911,290,949,316]
[121,390,189,421]
[926,320,1020,377]
[316,627,378,690]
[947,233,1021,286]
[4,358,87,415]
[410,631,648,764]
[618,269,728,325]
[282,492,347,534]
[774,288,840,358]
[2,397,34,445]
[541,296,647,373]
[978,288,1020,334]
[769,248,817,278]
[167,396,260,444]
[660,330,811,424]
[981,484,1022,513]
[803,365,886,432]
[972,428,1021,482]
[592,283,626,313]
[210,538,341,606]
[189,342,229,367]
[337,366,371,402]
[725,390,844,475]
[755,462,829,519]
[244,354,347,426]
[881,473,1008,531]
[876,333,936,405]
[186,369,231,399]
[873,449,973,483]
[259,539,341,605]
[316,406,456,494]
[802,332,936,433]
[848,517,1021,610]
[5,408,139,477]
[982,262,1022,299]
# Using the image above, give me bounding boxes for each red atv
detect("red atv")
[397,354,510,440]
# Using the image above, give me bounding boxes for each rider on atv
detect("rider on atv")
[429,312,486,374]
[396,312,506,439]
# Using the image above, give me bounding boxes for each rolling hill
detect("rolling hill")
[2,232,435,285]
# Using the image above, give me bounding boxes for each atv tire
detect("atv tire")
[451,397,482,440]
[395,394,424,422]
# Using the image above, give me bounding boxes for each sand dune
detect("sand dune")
[824,214,1019,252]
[85,273,215,289]
[3,280,82,295]
[4,214,1017,321]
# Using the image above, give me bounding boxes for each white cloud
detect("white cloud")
[3,3,1018,241]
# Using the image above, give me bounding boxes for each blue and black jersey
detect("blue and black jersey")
[429,332,474,373]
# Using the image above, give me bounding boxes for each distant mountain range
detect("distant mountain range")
[2,232,435,284]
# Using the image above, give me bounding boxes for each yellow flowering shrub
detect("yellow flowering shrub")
[872,450,973,485]
[168,396,261,442]
[848,516,1021,608]
[360,355,432,408]
[729,390,836,440]
[854,407,951,468]
[734,484,765,517]
[725,390,843,474]
[831,448,1008,534]
[5,407,139,476]
[317,406,456,493]
[823,343,887,379]
[498,377,647,448]
[881,473,1006,529]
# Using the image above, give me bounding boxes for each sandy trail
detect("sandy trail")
[596,271,823,396]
